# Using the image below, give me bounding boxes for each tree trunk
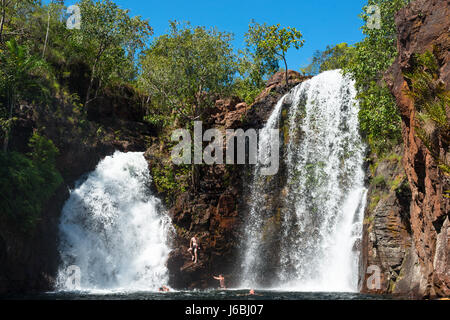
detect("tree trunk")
[85,48,104,107]
[283,55,289,87]
[192,164,198,193]
[3,90,13,153]
[85,61,97,107]
[0,0,6,43]
[42,4,51,59]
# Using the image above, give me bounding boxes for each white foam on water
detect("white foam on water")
[240,70,367,292]
[56,151,173,292]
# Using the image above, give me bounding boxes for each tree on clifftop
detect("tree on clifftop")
[245,21,304,87]
[74,0,153,107]
[139,21,236,122]
[0,39,46,152]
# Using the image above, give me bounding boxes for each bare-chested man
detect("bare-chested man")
[213,274,226,289]
[188,234,200,264]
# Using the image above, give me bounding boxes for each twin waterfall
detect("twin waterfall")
[57,152,172,291]
[240,70,367,291]
[57,70,367,292]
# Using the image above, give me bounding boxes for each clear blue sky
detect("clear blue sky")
[58,0,368,71]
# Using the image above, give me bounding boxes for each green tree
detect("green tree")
[0,133,62,232]
[302,43,356,76]
[233,21,280,103]
[139,21,236,122]
[0,38,46,152]
[245,21,304,87]
[73,0,152,107]
[344,0,410,154]
[139,21,237,192]
[42,0,65,59]
[0,0,38,44]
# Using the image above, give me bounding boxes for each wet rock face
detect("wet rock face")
[359,149,419,296]
[0,184,68,294]
[164,71,310,289]
[383,0,449,298]
[1,94,155,294]
[245,71,311,130]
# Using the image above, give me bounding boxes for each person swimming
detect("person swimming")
[213,274,226,289]
[158,285,170,292]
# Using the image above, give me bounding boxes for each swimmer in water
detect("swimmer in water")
[213,274,226,289]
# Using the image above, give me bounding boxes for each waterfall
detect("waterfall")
[56,151,173,292]
[240,70,367,292]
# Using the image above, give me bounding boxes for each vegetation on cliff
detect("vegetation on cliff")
[404,50,450,176]
[0,0,307,228]
[0,133,62,232]
[302,0,410,155]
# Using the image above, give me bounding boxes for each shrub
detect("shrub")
[0,133,62,233]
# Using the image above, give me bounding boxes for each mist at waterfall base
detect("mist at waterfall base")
[56,151,173,293]
[41,70,373,299]
[240,70,367,292]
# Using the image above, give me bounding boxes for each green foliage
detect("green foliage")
[74,0,152,105]
[404,51,450,176]
[152,162,190,205]
[0,38,48,151]
[0,133,62,233]
[388,174,404,191]
[244,21,304,87]
[372,174,386,188]
[139,21,236,124]
[0,0,39,44]
[301,43,356,75]
[344,0,410,155]
[0,38,48,98]
[368,194,381,212]
[232,77,264,105]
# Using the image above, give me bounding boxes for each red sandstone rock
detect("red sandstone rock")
[386,0,450,298]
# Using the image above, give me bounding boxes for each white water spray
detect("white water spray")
[56,151,172,292]
[241,70,367,292]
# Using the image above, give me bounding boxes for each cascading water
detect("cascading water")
[56,151,173,292]
[240,70,367,292]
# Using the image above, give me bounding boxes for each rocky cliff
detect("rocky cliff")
[159,71,308,289]
[0,88,155,294]
[361,0,449,298]
[0,69,308,293]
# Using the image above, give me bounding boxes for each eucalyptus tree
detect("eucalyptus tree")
[301,43,356,76]
[0,39,46,152]
[42,0,64,59]
[344,0,411,154]
[245,21,304,87]
[139,21,237,191]
[0,0,37,43]
[73,0,152,107]
[139,21,237,123]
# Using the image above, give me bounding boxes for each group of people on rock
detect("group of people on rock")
[158,234,256,295]
[189,234,227,289]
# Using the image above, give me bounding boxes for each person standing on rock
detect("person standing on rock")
[188,234,200,264]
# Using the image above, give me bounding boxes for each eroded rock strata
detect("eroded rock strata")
[163,71,307,289]
[361,0,449,298]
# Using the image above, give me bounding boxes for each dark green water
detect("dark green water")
[2,290,398,300]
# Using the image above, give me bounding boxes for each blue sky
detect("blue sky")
[57,0,368,71]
